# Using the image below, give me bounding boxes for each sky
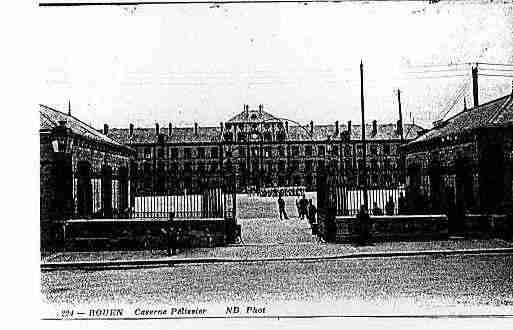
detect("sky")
[39,1,513,130]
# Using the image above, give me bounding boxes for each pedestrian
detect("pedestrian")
[300,194,308,220]
[278,194,288,220]
[385,195,395,216]
[356,204,371,246]
[398,192,407,215]
[372,202,383,216]
[307,199,317,226]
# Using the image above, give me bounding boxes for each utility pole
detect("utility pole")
[360,60,368,210]
[472,64,479,108]
[397,89,404,142]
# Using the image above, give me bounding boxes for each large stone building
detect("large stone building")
[40,105,135,248]
[403,91,513,227]
[106,105,424,195]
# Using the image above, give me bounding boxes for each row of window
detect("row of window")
[140,143,397,160]
[137,159,401,175]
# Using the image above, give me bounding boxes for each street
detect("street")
[42,253,513,315]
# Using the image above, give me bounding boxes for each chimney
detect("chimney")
[335,120,339,135]
[511,80,513,96]
[155,123,160,135]
[194,122,198,135]
[463,98,467,112]
[168,123,173,135]
[259,104,263,114]
[103,123,109,135]
[285,121,288,133]
[347,120,352,137]
[372,120,377,137]
[310,120,314,134]
[129,123,134,136]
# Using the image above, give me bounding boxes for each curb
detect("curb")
[40,247,513,271]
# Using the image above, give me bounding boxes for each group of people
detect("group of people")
[260,186,306,198]
[277,194,317,226]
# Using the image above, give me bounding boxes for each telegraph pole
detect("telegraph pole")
[472,64,479,108]
[360,60,368,210]
[397,89,404,142]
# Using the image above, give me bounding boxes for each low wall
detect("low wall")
[464,214,512,238]
[318,214,449,243]
[62,218,239,251]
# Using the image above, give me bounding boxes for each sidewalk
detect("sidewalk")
[41,238,513,270]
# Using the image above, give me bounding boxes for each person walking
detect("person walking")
[356,204,371,246]
[278,194,288,220]
[385,196,395,216]
[372,202,383,216]
[299,194,309,220]
[307,199,318,236]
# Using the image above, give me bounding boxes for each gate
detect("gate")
[317,163,405,217]
[129,161,236,221]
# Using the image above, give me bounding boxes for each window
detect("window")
[292,146,300,157]
[305,145,313,157]
[251,147,259,157]
[265,146,272,158]
[144,147,152,159]
[305,160,313,172]
[344,145,351,157]
[370,144,378,155]
[279,161,286,172]
[278,146,285,157]
[264,131,272,141]
[184,148,192,159]
[383,144,391,155]
[184,162,192,173]
[290,160,299,171]
[197,147,205,158]
[197,163,205,173]
[356,144,363,156]
[210,147,218,158]
[317,160,325,171]
[170,148,178,159]
[157,148,165,159]
[238,146,246,158]
[332,145,339,156]
[318,146,325,157]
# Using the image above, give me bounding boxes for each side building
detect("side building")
[40,105,136,249]
[403,91,513,231]
[106,105,424,195]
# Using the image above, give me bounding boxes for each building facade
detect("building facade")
[403,92,513,222]
[106,105,424,195]
[40,105,135,248]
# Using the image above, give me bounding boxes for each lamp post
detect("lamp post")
[50,120,74,249]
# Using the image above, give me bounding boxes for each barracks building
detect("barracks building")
[105,105,424,195]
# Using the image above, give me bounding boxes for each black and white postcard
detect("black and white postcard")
[36,0,513,328]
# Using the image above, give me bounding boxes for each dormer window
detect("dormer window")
[250,113,258,120]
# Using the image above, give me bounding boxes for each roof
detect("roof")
[226,108,281,124]
[408,93,513,145]
[39,104,126,147]
[107,122,423,145]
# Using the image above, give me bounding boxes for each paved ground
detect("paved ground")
[41,253,513,315]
